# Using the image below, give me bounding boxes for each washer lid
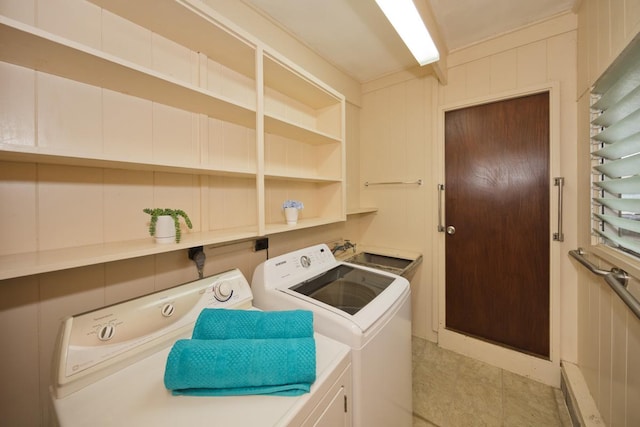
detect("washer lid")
[290,264,395,315]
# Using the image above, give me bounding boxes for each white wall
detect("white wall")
[359,73,438,340]
[575,0,640,424]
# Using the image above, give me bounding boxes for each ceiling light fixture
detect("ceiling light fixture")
[375,0,439,66]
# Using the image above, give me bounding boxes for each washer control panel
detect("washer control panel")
[52,269,252,398]
[262,244,337,287]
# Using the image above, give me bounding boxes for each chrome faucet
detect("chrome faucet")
[331,240,356,254]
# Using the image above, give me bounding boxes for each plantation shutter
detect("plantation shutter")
[591,37,640,258]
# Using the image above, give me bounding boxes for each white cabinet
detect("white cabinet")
[303,386,349,427]
[0,0,345,280]
[302,369,351,427]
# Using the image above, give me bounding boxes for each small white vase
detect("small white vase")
[154,215,176,243]
[284,207,299,225]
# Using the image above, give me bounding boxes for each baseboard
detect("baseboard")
[560,361,605,426]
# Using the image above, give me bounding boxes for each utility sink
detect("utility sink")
[344,251,422,277]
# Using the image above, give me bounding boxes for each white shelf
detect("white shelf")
[0,144,257,177]
[0,143,257,178]
[265,217,345,235]
[0,227,258,281]
[264,114,341,145]
[0,16,256,128]
[88,0,256,79]
[264,54,341,109]
[264,173,342,183]
[346,207,378,215]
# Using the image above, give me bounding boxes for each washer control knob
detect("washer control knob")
[300,255,311,268]
[214,282,233,302]
[161,303,175,317]
[98,324,115,341]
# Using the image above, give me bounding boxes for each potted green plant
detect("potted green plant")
[143,208,192,243]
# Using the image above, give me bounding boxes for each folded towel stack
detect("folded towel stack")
[164,337,316,396]
[164,309,316,397]
[192,309,314,340]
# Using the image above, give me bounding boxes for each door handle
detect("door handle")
[437,184,445,232]
[438,184,455,235]
[553,177,564,242]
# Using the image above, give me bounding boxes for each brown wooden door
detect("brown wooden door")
[444,92,550,358]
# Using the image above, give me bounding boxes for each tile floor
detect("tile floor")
[412,337,574,427]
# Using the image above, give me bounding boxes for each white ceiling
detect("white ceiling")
[241,0,575,83]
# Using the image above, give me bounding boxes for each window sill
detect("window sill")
[590,244,640,280]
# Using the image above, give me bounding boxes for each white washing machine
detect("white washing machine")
[251,244,412,427]
[50,268,352,427]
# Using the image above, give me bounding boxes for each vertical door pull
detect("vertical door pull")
[553,177,564,242]
[437,184,445,232]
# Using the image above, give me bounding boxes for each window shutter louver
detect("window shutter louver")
[591,40,640,258]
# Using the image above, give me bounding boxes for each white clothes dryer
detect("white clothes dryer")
[50,268,352,427]
[251,244,412,427]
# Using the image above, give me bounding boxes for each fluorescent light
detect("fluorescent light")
[375,0,439,66]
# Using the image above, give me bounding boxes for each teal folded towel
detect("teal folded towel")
[192,309,313,340]
[164,338,316,396]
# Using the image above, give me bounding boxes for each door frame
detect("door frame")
[434,82,562,387]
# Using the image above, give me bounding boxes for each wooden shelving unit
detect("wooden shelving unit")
[0,17,256,129]
[262,53,345,236]
[0,0,345,280]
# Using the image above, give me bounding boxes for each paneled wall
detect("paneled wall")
[0,1,362,426]
[576,0,640,97]
[359,73,438,340]
[575,0,640,425]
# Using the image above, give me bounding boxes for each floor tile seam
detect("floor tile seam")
[502,397,565,424]
[412,349,427,361]
[500,367,506,423]
[412,411,441,427]
[552,389,573,426]
[455,370,504,390]
[501,373,558,424]
[448,359,503,418]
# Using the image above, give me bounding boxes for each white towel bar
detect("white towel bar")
[364,179,423,187]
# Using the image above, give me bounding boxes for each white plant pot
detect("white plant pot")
[154,215,176,243]
[284,207,299,225]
